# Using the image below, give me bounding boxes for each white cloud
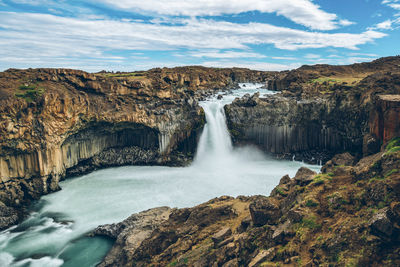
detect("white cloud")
[186,50,266,59]
[369,17,400,30]
[0,12,386,71]
[382,0,400,10]
[377,19,394,29]
[339,19,356,26]
[304,53,320,59]
[96,0,346,30]
[271,56,297,60]
[201,60,301,71]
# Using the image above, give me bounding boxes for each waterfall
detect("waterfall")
[193,83,274,167]
[194,101,232,162]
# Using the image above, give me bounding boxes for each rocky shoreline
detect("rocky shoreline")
[94,144,400,266]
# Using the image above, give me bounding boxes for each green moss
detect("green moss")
[310,173,332,186]
[275,187,288,197]
[368,176,385,184]
[15,83,45,102]
[386,146,400,154]
[385,169,399,178]
[19,84,37,90]
[301,216,322,230]
[310,177,325,186]
[168,261,178,267]
[386,137,400,151]
[305,199,319,207]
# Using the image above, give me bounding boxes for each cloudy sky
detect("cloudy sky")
[0,0,399,72]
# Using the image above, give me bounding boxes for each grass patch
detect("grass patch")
[386,146,400,154]
[301,216,322,230]
[385,169,399,178]
[386,137,400,151]
[310,173,333,186]
[15,83,45,102]
[368,176,385,184]
[305,199,319,207]
[102,72,147,78]
[275,187,288,197]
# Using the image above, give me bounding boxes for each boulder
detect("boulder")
[294,167,316,185]
[249,197,281,226]
[369,208,394,241]
[248,248,275,267]
[321,152,355,173]
[212,227,232,248]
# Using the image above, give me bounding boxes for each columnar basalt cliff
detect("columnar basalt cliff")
[0,67,273,229]
[225,56,400,163]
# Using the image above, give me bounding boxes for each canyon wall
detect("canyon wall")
[226,56,400,163]
[370,95,400,147]
[225,93,368,163]
[0,67,272,228]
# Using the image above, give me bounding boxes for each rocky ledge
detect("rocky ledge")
[0,66,273,229]
[96,140,400,266]
[225,56,400,164]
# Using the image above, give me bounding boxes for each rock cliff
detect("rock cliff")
[97,143,400,266]
[225,56,400,163]
[0,66,273,229]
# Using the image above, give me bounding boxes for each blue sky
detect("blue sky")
[0,0,399,72]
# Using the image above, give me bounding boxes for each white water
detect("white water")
[0,83,320,267]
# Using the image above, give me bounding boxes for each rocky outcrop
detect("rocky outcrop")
[98,145,400,266]
[370,94,400,148]
[225,56,400,163]
[225,92,367,163]
[0,67,274,229]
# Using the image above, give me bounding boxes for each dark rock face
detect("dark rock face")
[225,94,367,164]
[249,196,280,226]
[370,94,400,148]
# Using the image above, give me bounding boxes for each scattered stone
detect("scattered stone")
[248,248,275,267]
[294,167,317,185]
[322,152,355,173]
[249,197,280,226]
[212,227,232,247]
[369,208,394,241]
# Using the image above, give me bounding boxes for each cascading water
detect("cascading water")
[0,83,320,267]
[194,101,232,164]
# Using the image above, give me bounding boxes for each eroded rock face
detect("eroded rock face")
[225,93,366,163]
[0,67,273,229]
[370,94,400,148]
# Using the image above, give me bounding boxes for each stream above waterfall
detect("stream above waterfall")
[0,83,321,267]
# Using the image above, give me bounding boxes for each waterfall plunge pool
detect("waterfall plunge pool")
[0,84,321,267]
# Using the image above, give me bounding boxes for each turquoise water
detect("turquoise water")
[0,84,321,266]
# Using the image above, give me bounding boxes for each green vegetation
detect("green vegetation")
[385,137,400,154]
[102,72,147,78]
[275,187,288,197]
[305,199,319,207]
[310,173,333,186]
[386,137,400,150]
[15,83,45,102]
[301,216,322,230]
[385,169,399,178]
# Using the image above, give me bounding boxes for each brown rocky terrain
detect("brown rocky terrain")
[96,141,400,266]
[225,56,400,163]
[0,66,273,229]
